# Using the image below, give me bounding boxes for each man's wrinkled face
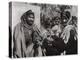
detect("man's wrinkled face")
[26,14,34,25]
[54,19,60,25]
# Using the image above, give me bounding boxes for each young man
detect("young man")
[61,11,77,54]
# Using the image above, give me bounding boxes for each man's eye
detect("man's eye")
[51,35,54,37]
[47,35,50,37]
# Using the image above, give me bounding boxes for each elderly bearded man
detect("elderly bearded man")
[13,10,42,58]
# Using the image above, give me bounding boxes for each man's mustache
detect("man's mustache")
[29,20,34,22]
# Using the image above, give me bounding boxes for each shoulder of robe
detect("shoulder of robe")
[13,23,23,40]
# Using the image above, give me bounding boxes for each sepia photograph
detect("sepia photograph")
[9,2,78,58]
